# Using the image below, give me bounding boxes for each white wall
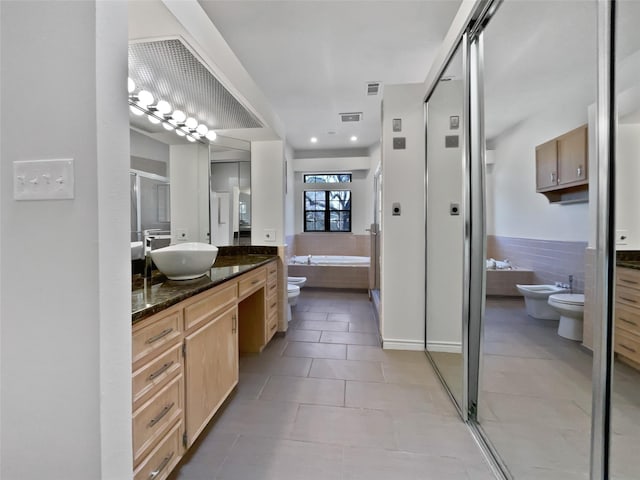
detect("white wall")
[252,140,285,245]
[1,2,132,479]
[425,80,464,352]
[130,129,170,164]
[380,84,426,350]
[487,101,590,241]
[170,144,210,243]
[292,156,373,235]
[616,124,640,250]
[284,144,296,244]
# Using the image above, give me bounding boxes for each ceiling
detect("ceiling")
[197,0,462,153]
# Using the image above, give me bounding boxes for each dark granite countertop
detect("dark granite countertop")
[617,251,640,270]
[132,254,276,323]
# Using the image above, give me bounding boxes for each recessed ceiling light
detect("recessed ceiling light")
[350,136,358,142]
[310,137,318,143]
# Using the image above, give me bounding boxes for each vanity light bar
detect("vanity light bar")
[128,78,217,144]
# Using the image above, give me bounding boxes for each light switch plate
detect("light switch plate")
[14,158,74,200]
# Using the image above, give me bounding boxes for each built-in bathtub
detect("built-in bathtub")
[486,266,534,296]
[289,255,370,289]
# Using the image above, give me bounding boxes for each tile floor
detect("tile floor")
[169,289,494,480]
[478,297,640,480]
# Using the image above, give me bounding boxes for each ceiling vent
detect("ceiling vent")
[367,82,381,96]
[340,112,363,123]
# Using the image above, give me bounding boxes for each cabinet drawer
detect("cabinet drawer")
[617,267,640,292]
[615,329,640,364]
[133,374,183,466]
[266,276,278,297]
[133,307,182,366]
[615,303,640,336]
[134,420,183,480]
[133,343,182,409]
[266,294,278,319]
[266,311,278,343]
[267,261,277,276]
[184,283,237,331]
[238,268,266,299]
[616,285,640,309]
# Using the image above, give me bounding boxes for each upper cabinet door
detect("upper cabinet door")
[535,139,558,191]
[557,125,588,185]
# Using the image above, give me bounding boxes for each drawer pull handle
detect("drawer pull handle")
[147,361,174,381]
[620,344,637,354]
[232,313,237,333]
[269,283,277,290]
[621,278,639,285]
[148,451,174,480]
[621,296,638,304]
[577,166,582,177]
[148,402,175,428]
[270,301,277,310]
[251,279,260,285]
[270,323,277,331]
[146,328,173,344]
[620,317,638,327]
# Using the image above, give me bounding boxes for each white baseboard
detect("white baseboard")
[426,341,462,354]
[382,338,424,351]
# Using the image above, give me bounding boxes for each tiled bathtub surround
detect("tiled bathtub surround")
[294,233,370,257]
[487,235,587,293]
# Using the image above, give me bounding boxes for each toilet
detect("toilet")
[547,293,585,341]
[287,283,301,322]
[516,284,568,320]
[288,276,307,288]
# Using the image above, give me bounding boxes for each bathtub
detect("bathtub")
[486,266,534,296]
[291,255,370,266]
[289,255,370,289]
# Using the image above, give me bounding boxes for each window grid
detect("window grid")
[304,190,351,232]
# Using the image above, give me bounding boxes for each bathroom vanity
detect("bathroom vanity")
[131,253,281,480]
[615,264,640,370]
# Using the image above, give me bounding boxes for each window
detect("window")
[304,173,352,184]
[304,190,351,232]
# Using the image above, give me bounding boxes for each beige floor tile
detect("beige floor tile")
[328,312,372,323]
[342,446,471,480]
[215,435,342,480]
[306,303,351,314]
[260,375,345,406]
[345,380,444,413]
[234,372,270,400]
[320,331,380,346]
[169,431,238,480]
[283,341,347,359]
[348,320,379,333]
[290,404,396,449]
[285,329,322,342]
[296,320,348,332]
[309,358,385,382]
[213,398,299,438]
[239,354,312,377]
[347,345,427,364]
[291,311,328,322]
[382,358,440,386]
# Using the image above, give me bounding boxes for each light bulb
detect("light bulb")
[137,90,154,107]
[148,114,161,124]
[310,137,318,143]
[205,130,217,141]
[172,110,186,123]
[186,135,196,142]
[129,104,144,116]
[175,129,186,137]
[127,77,135,94]
[196,124,209,136]
[155,100,172,115]
[162,121,175,131]
[185,117,198,130]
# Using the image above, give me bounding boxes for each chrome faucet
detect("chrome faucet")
[568,274,574,294]
[143,229,169,278]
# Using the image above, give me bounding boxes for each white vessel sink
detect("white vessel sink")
[150,242,219,280]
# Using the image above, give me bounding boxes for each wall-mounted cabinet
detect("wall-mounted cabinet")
[535,125,588,203]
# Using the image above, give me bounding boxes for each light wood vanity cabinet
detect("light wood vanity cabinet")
[615,267,640,368]
[131,259,280,479]
[535,125,588,203]
[132,305,185,479]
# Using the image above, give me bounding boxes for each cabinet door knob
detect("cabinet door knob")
[577,166,582,177]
